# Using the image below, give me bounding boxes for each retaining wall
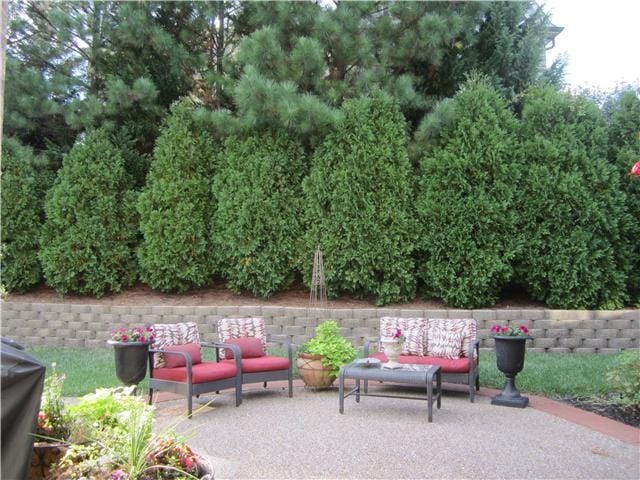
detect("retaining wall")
[1,302,638,354]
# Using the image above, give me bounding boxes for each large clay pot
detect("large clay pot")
[296,353,335,388]
[491,335,531,408]
[107,341,149,386]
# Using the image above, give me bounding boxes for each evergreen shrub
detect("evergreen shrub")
[517,87,629,308]
[39,129,138,297]
[212,132,304,297]
[303,91,416,305]
[415,77,520,308]
[137,100,216,292]
[1,141,43,291]
[603,88,640,303]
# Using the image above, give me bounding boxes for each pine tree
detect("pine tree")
[212,132,304,297]
[603,88,640,303]
[415,77,520,308]
[39,129,138,297]
[137,99,216,293]
[1,140,43,292]
[517,87,629,308]
[303,91,415,305]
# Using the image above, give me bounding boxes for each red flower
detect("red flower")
[121,334,128,342]
[630,162,640,176]
[519,325,529,334]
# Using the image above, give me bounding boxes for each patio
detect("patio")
[154,384,639,480]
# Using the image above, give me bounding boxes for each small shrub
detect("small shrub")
[137,99,217,292]
[36,365,71,441]
[415,77,520,308]
[212,132,304,297]
[0,141,43,291]
[516,87,629,308]
[303,91,416,305]
[39,129,138,297]
[607,349,640,407]
[300,320,357,377]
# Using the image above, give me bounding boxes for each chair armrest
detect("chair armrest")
[469,340,480,369]
[201,342,242,373]
[266,339,293,363]
[148,348,193,384]
[363,338,380,357]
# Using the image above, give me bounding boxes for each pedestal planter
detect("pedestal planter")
[107,341,149,386]
[491,336,532,408]
[297,353,335,388]
[380,340,402,369]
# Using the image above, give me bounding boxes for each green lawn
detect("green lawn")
[29,345,619,399]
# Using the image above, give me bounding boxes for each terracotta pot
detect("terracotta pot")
[296,353,335,388]
[28,442,68,480]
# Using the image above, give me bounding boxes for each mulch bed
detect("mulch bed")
[561,395,640,428]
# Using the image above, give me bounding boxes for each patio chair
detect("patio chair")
[148,322,242,417]
[365,317,480,402]
[217,317,293,398]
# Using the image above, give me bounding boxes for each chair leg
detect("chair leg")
[148,388,153,405]
[235,383,242,407]
[476,374,480,391]
[188,394,193,419]
[263,381,268,388]
[469,379,475,403]
[288,370,293,398]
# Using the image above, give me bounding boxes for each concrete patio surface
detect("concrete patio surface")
[153,384,640,480]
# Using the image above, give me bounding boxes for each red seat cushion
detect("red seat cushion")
[162,343,202,368]
[369,353,475,374]
[152,361,237,384]
[224,355,290,373]
[224,337,265,359]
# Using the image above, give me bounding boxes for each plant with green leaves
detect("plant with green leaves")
[516,87,629,308]
[300,320,357,377]
[607,349,640,407]
[303,91,415,305]
[137,99,217,293]
[0,140,43,292]
[39,129,138,297]
[415,76,520,308]
[212,132,304,297]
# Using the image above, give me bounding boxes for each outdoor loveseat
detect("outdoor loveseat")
[364,317,480,402]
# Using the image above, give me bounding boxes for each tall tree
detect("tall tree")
[303,91,415,305]
[137,99,217,293]
[415,77,520,308]
[517,87,629,309]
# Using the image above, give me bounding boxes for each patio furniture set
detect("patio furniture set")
[148,317,479,422]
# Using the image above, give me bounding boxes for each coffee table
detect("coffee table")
[338,361,442,422]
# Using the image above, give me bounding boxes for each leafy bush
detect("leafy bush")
[603,88,640,304]
[516,87,629,308]
[0,141,43,291]
[415,77,520,308]
[303,91,416,305]
[300,320,357,377]
[39,129,138,297]
[137,99,217,292]
[212,132,304,297]
[607,349,640,407]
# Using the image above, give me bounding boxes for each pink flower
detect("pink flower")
[519,325,529,334]
[393,328,403,339]
[630,162,640,176]
[121,334,128,342]
[111,470,127,480]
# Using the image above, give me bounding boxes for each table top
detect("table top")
[341,361,440,382]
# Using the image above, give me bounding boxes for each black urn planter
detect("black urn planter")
[491,335,532,408]
[107,341,149,386]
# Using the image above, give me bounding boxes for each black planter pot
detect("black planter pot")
[107,341,149,386]
[491,335,532,408]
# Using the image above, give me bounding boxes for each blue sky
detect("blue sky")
[544,0,640,90]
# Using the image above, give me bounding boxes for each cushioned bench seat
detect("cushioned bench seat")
[369,352,477,374]
[152,361,237,384]
[222,356,290,373]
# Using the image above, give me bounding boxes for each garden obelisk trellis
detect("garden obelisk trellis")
[310,246,327,311]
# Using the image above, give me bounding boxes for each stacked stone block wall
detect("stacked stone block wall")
[1,302,638,354]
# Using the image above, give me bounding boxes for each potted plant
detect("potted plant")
[490,324,532,408]
[107,326,155,386]
[297,320,357,388]
[380,328,404,369]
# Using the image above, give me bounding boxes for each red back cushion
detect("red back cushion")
[224,337,265,360]
[162,343,202,368]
